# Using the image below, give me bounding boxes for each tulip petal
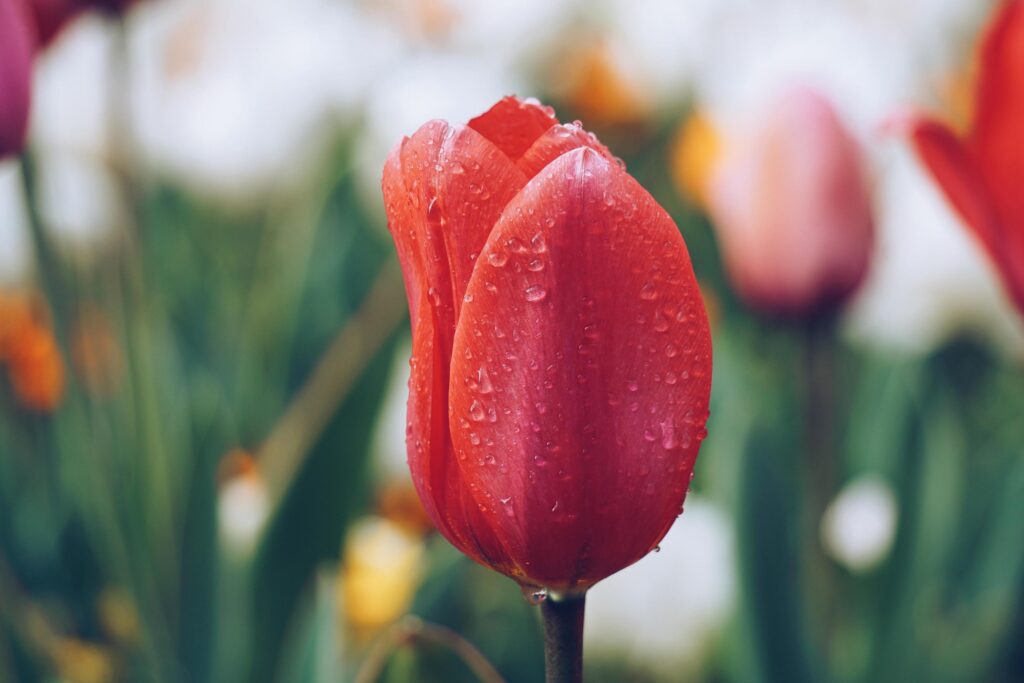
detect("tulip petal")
[449,148,712,591]
[910,119,1002,257]
[382,119,531,575]
[0,0,35,159]
[468,96,559,163]
[972,0,1024,200]
[515,122,617,179]
[968,0,1024,310]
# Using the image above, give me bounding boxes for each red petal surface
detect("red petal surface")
[448,148,712,591]
[969,0,1024,311]
[515,122,617,179]
[382,119,530,574]
[910,1,1024,313]
[468,96,559,163]
[911,121,1001,256]
[0,0,34,159]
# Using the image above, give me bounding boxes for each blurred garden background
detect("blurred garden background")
[2,0,1024,681]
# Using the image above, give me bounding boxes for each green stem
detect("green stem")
[540,594,586,683]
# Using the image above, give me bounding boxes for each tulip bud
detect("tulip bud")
[382,97,712,593]
[0,0,35,159]
[709,88,875,317]
[909,0,1024,318]
[29,0,137,45]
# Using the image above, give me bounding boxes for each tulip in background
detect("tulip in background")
[0,0,35,159]
[708,87,875,318]
[910,0,1024,319]
[382,96,712,681]
[28,0,137,45]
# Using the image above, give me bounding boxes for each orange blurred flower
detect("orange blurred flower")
[556,36,650,130]
[7,322,66,412]
[1,291,65,412]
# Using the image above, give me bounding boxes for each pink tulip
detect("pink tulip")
[709,88,875,317]
[0,0,35,158]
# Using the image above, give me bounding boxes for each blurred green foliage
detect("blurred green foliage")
[1,107,1023,683]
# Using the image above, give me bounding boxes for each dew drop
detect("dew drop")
[477,367,493,394]
[524,285,547,302]
[653,311,670,332]
[507,237,528,253]
[469,433,481,446]
[639,282,658,301]
[521,586,548,604]
[627,380,639,392]
[451,161,466,174]
[660,419,678,449]
[531,232,548,253]
[527,258,545,272]
[469,400,486,422]
[488,251,509,267]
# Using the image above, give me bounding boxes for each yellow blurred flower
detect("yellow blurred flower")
[669,110,723,211]
[50,638,115,683]
[340,516,424,640]
[97,588,140,646]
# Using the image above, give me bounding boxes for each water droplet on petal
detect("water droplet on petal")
[531,232,548,253]
[639,282,658,301]
[488,251,509,267]
[469,400,486,422]
[525,285,547,302]
[507,237,528,254]
[527,258,545,272]
[477,367,493,394]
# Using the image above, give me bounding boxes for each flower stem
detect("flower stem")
[540,593,586,683]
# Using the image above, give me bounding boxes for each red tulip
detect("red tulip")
[909,0,1024,317]
[28,0,136,45]
[382,96,712,593]
[708,88,875,317]
[0,0,35,158]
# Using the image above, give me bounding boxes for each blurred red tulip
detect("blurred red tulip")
[382,96,712,593]
[910,0,1024,317]
[29,0,136,45]
[0,0,35,158]
[709,88,875,317]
